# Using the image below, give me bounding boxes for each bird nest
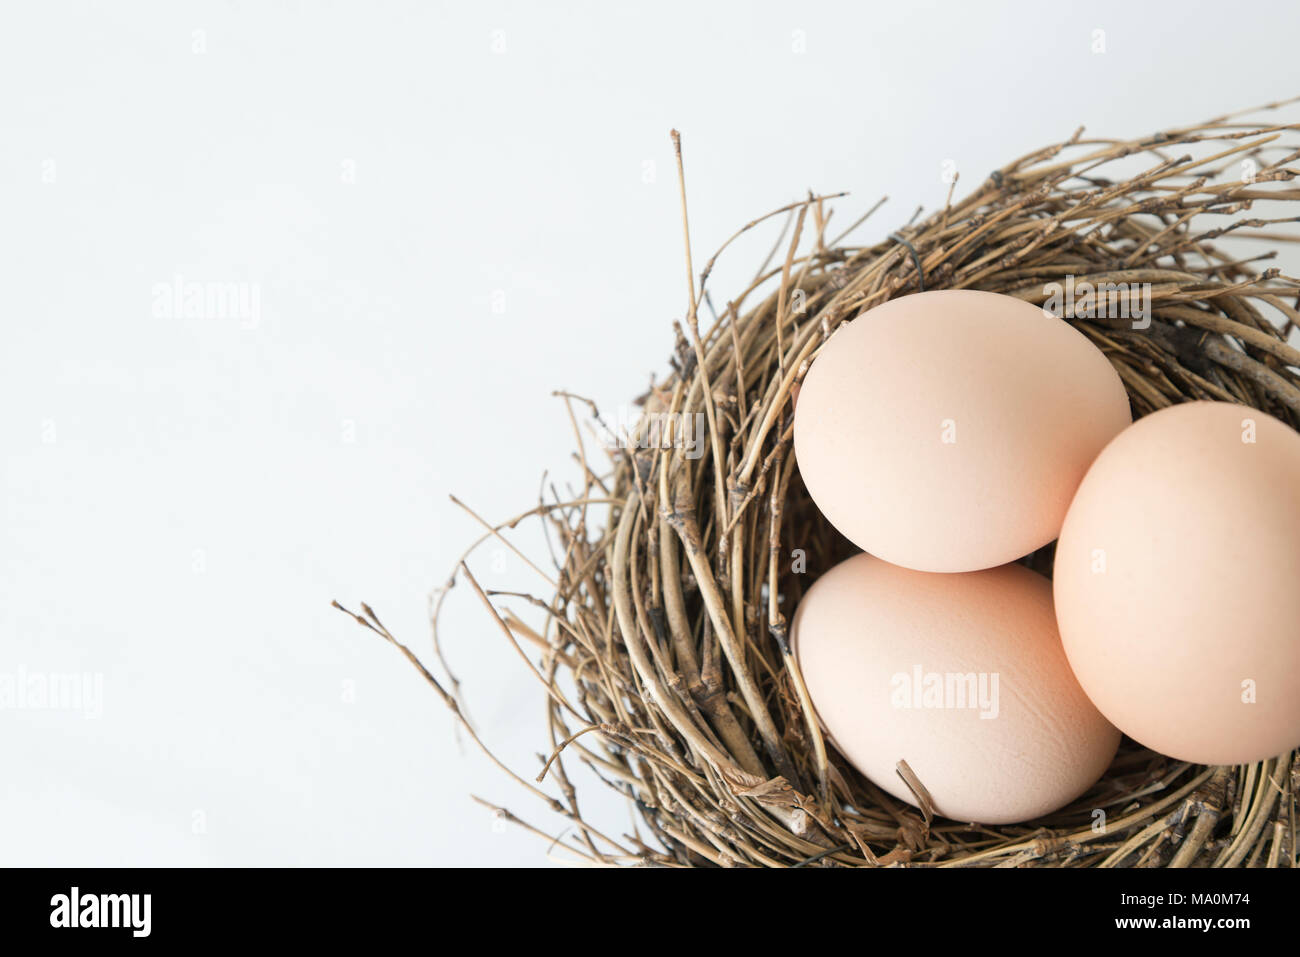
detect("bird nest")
[342,101,1300,867]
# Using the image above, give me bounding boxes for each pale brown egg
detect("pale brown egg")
[793,289,1131,572]
[792,554,1120,824]
[1054,401,1300,765]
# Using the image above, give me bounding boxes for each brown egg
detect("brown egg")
[793,554,1120,824]
[793,290,1131,572]
[1054,401,1300,765]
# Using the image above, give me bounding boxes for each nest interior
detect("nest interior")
[352,103,1300,867]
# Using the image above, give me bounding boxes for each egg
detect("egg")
[1054,401,1300,765]
[792,554,1120,824]
[793,289,1132,572]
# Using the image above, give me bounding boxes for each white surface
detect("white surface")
[2,0,1298,866]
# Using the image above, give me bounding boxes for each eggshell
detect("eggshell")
[792,554,1120,824]
[1054,401,1300,765]
[793,289,1131,572]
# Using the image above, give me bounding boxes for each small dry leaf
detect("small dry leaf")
[718,765,767,793]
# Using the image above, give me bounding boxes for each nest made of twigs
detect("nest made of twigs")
[344,101,1300,867]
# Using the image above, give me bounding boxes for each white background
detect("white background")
[3,1,1299,866]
